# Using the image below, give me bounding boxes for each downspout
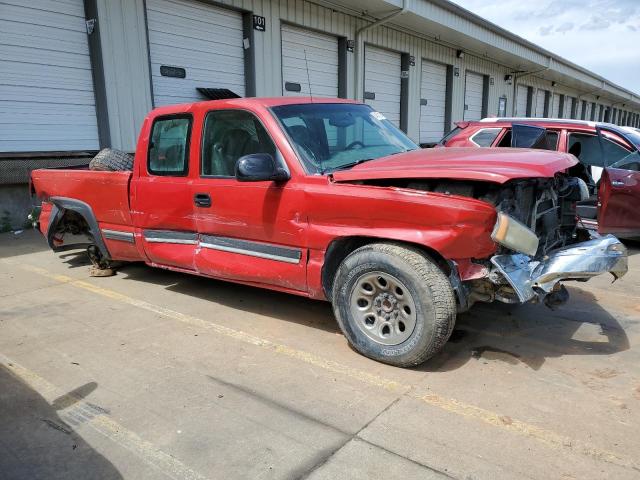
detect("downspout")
[511,57,552,116]
[354,0,409,100]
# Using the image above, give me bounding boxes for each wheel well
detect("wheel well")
[321,236,450,298]
[47,197,111,260]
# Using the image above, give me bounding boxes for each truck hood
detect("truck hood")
[331,147,577,184]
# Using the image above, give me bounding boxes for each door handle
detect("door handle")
[194,193,211,207]
[611,180,625,187]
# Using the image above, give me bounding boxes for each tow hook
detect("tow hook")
[543,283,569,309]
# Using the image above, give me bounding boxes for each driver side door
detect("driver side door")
[190,109,307,291]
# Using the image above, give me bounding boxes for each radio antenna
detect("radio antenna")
[304,49,314,102]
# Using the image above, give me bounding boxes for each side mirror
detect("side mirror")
[235,153,290,182]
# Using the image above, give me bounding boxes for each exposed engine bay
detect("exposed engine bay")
[399,174,589,258]
[352,175,626,309]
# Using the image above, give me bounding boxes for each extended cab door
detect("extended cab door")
[596,126,640,236]
[131,114,198,269]
[190,108,307,291]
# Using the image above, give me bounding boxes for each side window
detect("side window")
[148,116,191,176]
[497,128,558,150]
[470,128,501,147]
[545,131,559,150]
[201,110,276,177]
[567,133,605,167]
[602,136,632,167]
[497,129,511,147]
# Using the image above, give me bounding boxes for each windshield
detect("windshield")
[271,103,418,174]
[621,129,640,149]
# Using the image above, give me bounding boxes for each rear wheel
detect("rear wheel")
[89,148,133,171]
[331,243,456,367]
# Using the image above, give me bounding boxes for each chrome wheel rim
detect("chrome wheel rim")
[349,271,417,346]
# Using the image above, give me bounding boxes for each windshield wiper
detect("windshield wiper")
[330,158,375,172]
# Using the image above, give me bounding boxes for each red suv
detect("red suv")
[440,118,640,237]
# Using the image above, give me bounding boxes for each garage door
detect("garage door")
[364,45,401,127]
[0,0,99,152]
[281,25,338,98]
[463,71,484,121]
[515,85,528,117]
[551,94,561,118]
[146,0,245,106]
[535,89,546,117]
[419,60,447,143]
[563,96,572,118]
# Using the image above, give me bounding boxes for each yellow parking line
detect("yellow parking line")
[5,260,637,472]
[1,355,209,480]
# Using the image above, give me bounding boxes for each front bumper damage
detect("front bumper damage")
[490,234,628,305]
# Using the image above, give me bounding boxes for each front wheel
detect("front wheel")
[331,243,456,367]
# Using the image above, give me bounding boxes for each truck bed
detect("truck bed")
[32,169,133,227]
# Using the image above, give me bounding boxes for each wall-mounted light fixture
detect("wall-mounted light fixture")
[551,81,557,88]
[504,74,513,85]
[456,49,464,59]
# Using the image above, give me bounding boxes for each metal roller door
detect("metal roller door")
[463,71,484,121]
[515,85,528,117]
[0,0,99,152]
[564,97,573,118]
[364,45,401,127]
[281,25,338,98]
[551,94,561,118]
[146,0,245,106]
[419,60,447,143]
[535,90,546,117]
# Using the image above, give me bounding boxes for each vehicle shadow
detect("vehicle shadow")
[623,238,640,256]
[116,262,340,334]
[112,262,630,369]
[0,365,122,479]
[0,229,51,259]
[419,286,630,372]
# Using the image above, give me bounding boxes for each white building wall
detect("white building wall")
[92,0,640,150]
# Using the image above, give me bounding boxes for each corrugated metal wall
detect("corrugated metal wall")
[96,0,152,152]
[94,0,640,150]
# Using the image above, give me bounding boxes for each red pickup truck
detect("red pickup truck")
[31,98,628,367]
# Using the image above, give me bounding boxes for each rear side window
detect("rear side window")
[148,116,192,176]
[470,128,501,147]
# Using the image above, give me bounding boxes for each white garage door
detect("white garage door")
[535,89,546,117]
[281,25,338,98]
[551,94,561,118]
[567,97,575,118]
[419,60,447,143]
[515,85,528,117]
[146,0,245,106]
[464,71,484,121]
[0,0,99,152]
[364,46,401,127]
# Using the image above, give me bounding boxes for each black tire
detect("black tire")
[89,148,133,171]
[331,243,456,367]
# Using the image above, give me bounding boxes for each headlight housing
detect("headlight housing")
[491,212,539,257]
